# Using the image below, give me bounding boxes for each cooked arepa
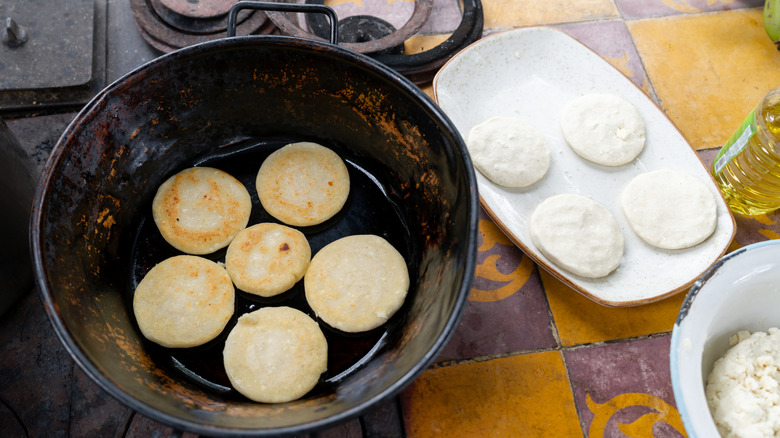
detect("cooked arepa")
[225,223,311,297]
[152,167,252,255]
[223,306,327,403]
[305,234,409,333]
[256,142,350,227]
[133,255,235,348]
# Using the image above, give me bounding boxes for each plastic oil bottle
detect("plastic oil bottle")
[712,86,780,216]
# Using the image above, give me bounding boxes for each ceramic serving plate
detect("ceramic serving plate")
[433,26,736,306]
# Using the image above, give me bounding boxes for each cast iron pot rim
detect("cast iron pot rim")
[31,34,480,436]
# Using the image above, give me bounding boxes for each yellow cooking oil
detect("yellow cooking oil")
[712,86,780,216]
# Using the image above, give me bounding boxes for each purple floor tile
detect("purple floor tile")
[436,211,556,362]
[616,0,764,20]
[564,335,686,438]
[556,20,652,96]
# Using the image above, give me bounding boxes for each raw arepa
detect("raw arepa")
[620,169,717,250]
[152,166,252,255]
[223,306,327,403]
[305,234,409,333]
[225,223,311,297]
[466,116,550,187]
[560,94,645,166]
[133,255,235,348]
[256,142,350,227]
[530,193,624,278]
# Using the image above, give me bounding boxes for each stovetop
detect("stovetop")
[0,0,482,117]
[1,0,167,117]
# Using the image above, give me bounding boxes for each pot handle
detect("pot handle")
[227,1,338,45]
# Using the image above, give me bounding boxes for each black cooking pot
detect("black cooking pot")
[31,2,478,436]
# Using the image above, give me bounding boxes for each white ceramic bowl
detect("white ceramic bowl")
[671,239,780,437]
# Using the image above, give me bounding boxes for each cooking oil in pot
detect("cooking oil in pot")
[125,136,415,399]
[712,86,780,216]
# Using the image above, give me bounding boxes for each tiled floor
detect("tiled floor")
[2,0,780,437]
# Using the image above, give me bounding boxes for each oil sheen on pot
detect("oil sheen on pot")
[124,136,416,400]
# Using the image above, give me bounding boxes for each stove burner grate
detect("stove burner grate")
[134,0,483,84]
[131,0,275,53]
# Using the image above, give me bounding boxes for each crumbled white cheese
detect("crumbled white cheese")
[705,327,780,438]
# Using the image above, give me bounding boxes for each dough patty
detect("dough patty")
[256,142,350,227]
[225,223,311,297]
[560,94,645,166]
[620,169,717,250]
[152,167,252,255]
[530,194,624,278]
[223,306,327,403]
[133,255,235,348]
[305,234,409,333]
[466,116,551,188]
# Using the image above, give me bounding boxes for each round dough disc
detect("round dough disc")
[133,255,235,348]
[256,142,350,227]
[225,223,311,297]
[305,234,409,333]
[621,169,717,250]
[466,116,550,187]
[223,306,327,403]
[560,94,645,166]
[152,167,252,255]
[530,194,624,278]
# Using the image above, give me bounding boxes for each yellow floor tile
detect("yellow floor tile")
[420,82,434,99]
[407,34,452,91]
[404,33,452,54]
[482,0,619,30]
[541,269,685,347]
[401,351,583,437]
[627,8,780,150]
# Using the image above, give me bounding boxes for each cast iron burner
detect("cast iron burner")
[131,0,275,52]
[132,0,483,84]
[268,0,483,84]
[328,15,405,56]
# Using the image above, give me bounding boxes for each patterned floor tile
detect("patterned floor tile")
[541,269,685,347]
[563,334,686,438]
[733,211,780,246]
[616,0,763,20]
[627,8,780,150]
[481,0,619,31]
[401,351,583,437]
[556,20,656,98]
[436,213,556,362]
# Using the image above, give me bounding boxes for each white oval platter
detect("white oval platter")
[433,26,736,306]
